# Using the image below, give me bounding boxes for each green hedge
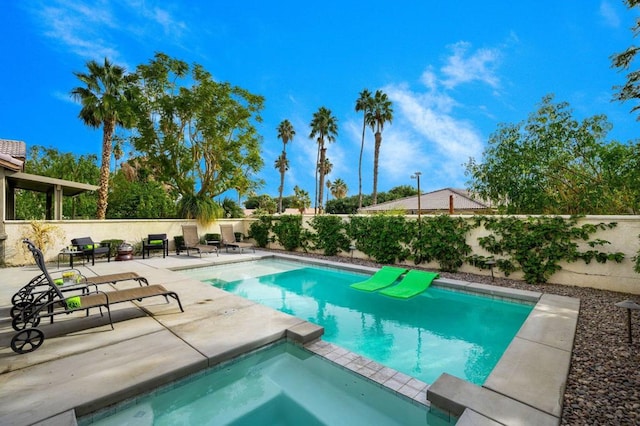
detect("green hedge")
[247,214,625,284]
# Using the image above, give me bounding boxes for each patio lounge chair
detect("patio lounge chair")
[350,266,407,291]
[10,240,184,354]
[10,270,150,319]
[220,224,255,253]
[180,225,218,257]
[71,237,111,265]
[142,233,169,259]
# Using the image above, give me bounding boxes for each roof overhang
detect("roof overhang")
[6,172,98,196]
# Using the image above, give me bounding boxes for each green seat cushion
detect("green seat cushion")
[149,240,164,245]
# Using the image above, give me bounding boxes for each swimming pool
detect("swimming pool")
[81,341,451,425]
[186,259,533,385]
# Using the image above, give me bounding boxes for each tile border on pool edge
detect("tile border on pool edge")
[304,340,432,408]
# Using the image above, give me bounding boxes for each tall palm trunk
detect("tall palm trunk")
[314,139,320,214]
[278,151,286,213]
[372,131,382,205]
[318,145,327,214]
[96,119,115,219]
[358,117,366,209]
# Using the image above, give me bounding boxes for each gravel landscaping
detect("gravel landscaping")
[273,250,640,425]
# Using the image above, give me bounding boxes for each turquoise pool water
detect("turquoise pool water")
[190,259,533,386]
[82,342,450,425]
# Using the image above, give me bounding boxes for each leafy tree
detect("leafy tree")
[309,107,338,214]
[611,0,640,118]
[222,197,245,218]
[17,146,100,219]
[355,89,373,208]
[252,194,277,215]
[276,119,295,213]
[71,58,138,219]
[325,185,417,214]
[131,53,264,223]
[465,95,639,214]
[378,185,418,203]
[107,169,176,219]
[366,90,393,205]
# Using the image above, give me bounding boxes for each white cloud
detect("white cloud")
[368,41,499,191]
[599,1,621,28]
[28,0,186,62]
[440,41,501,89]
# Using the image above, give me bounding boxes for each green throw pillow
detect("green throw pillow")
[83,244,94,250]
[149,240,163,245]
[66,296,82,310]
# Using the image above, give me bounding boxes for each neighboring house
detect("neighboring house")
[358,187,494,215]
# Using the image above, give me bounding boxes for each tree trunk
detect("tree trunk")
[314,139,320,215]
[278,152,286,213]
[372,131,381,205]
[318,146,327,214]
[96,119,115,219]
[358,118,366,209]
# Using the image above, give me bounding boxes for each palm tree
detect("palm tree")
[292,185,311,214]
[355,89,373,209]
[71,58,137,219]
[274,153,289,212]
[309,107,338,214]
[330,178,348,199]
[276,120,295,213]
[366,90,393,205]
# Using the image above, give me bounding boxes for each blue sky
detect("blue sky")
[1,1,639,201]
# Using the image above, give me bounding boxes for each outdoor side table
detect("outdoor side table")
[57,249,85,268]
[206,240,220,248]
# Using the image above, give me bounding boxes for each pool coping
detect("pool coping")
[0,252,577,425]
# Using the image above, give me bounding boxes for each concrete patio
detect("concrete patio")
[0,250,578,425]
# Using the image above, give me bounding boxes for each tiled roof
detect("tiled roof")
[0,139,26,159]
[359,188,493,212]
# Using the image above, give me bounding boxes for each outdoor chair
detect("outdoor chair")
[71,237,111,265]
[180,225,218,257]
[10,240,184,354]
[10,270,150,320]
[220,224,255,253]
[142,233,169,259]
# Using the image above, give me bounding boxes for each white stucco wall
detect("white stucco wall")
[3,215,640,294]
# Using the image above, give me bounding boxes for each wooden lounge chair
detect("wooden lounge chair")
[180,225,218,257]
[10,240,184,354]
[219,224,255,253]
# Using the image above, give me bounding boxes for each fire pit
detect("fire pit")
[115,242,134,261]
